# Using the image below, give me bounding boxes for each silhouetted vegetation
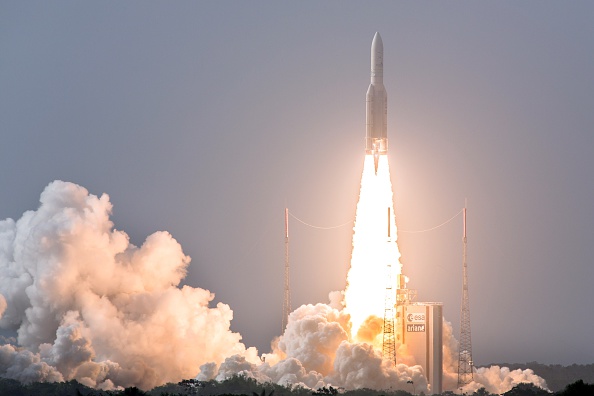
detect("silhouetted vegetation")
[253,389,274,396]
[501,382,550,396]
[0,376,592,396]
[555,379,594,396]
[313,387,338,396]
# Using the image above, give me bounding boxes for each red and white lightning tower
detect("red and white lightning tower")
[282,208,291,332]
[457,205,474,386]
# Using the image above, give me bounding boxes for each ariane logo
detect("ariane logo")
[407,323,426,332]
[406,313,425,323]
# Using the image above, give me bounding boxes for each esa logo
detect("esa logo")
[407,313,425,323]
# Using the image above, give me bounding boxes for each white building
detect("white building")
[396,302,443,395]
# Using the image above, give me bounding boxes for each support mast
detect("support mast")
[457,205,474,386]
[382,207,396,364]
[282,208,291,332]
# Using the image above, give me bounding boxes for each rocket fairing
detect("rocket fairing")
[365,32,388,174]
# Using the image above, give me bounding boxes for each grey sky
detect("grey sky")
[1,1,593,366]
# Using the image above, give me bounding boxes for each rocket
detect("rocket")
[365,32,388,174]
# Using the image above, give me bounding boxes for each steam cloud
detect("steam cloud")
[0,181,548,393]
[197,301,428,391]
[0,181,258,389]
[197,301,546,394]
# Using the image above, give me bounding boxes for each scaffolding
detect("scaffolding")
[457,206,474,386]
[382,208,396,364]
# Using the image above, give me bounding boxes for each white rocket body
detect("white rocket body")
[365,32,388,173]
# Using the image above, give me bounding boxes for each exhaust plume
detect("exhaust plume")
[344,155,401,337]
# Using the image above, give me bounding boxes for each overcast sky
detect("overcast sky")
[1,1,593,366]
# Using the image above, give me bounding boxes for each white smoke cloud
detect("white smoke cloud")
[328,341,426,390]
[278,303,350,376]
[198,297,429,393]
[463,366,549,394]
[263,357,325,389]
[0,180,549,394]
[441,320,461,391]
[0,181,257,389]
[440,321,549,394]
[0,344,63,384]
[197,297,549,394]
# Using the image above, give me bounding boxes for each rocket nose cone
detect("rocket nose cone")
[372,32,383,48]
[371,32,384,73]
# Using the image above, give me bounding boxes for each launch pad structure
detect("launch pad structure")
[393,274,443,395]
[383,206,444,394]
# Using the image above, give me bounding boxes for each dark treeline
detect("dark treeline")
[0,375,593,396]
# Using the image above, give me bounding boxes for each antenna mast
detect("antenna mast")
[282,208,291,333]
[457,205,474,386]
[382,207,396,364]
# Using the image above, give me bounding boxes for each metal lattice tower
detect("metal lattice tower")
[458,206,474,386]
[382,207,396,364]
[282,208,291,333]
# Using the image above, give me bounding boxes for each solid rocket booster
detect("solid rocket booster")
[365,32,388,173]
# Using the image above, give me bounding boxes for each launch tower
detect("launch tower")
[382,208,396,364]
[282,208,291,332]
[457,207,474,386]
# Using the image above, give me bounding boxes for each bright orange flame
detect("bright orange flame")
[344,154,402,339]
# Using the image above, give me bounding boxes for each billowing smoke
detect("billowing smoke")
[196,298,547,394]
[0,181,258,389]
[467,366,548,394]
[440,320,548,394]
[198,299,428,392]
[0,180,548,394]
